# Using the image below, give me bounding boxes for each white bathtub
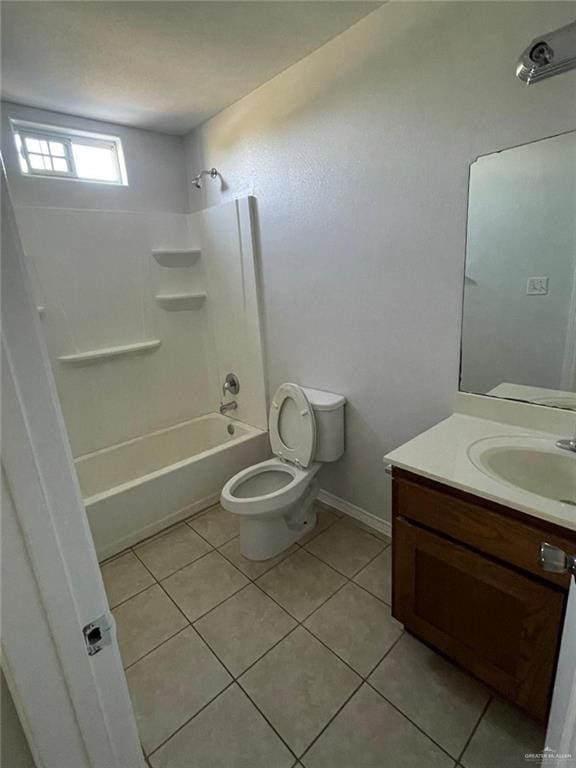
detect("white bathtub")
[76,413,269,560]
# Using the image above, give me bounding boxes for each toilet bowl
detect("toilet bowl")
[221,383,345,560]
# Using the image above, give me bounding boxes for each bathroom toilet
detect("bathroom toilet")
[221,383,346,560]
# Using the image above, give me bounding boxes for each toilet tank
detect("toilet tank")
[301,387,346,463]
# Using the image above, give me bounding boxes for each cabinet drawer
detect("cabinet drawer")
[394,472,574,589]
[393,517,564,721]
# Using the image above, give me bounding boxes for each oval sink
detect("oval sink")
[468,436,576,505]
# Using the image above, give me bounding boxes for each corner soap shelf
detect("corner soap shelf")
[155,293,207,311]
[152,249,201,268]
[58,339,161,366]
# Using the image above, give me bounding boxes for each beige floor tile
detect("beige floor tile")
[188,504,239,547]
[126,627,231,754]
[101,551,155,608]
[149,684,294,768]
[461,699,545,768]
[162,551,249,622]
[304,520,385,577]
[298,505,339,545]
[134,524,212,580]
[113,585,187,667]
[218,537,298,579]
[195,584,297,676]
[370,633,489,758]
[353,547,392,604]
[240,627,360,756]
[257,549,346,621]
[302,684,454,768]
[304,583,402,676]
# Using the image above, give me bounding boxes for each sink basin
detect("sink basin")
[468,436,576,505]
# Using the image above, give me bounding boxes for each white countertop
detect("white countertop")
[385,412,576,532]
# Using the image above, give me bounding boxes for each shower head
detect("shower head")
[516,20,576,83]
[192,167,218,190]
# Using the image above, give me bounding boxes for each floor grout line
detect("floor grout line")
[146,679,237,759]
[300,533,388,580]
[297,675,365,762]
[105,504,431,763]
[100,501,221,567]
[217,538,297,581]
[236,683,300,761]
[122,624,191,672]
[456,695,492,764]
[134,545,214,584]
[107,577,158,611]
[364,678,460,763]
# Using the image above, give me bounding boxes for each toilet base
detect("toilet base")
[239,481,319,561]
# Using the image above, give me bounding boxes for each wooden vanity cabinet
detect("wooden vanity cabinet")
[391,468,576,722]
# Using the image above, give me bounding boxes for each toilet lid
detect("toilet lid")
[269,383,316,468]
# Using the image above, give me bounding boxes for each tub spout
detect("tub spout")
[220,400,238,414]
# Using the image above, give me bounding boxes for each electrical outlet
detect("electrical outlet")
[526,276,549,295]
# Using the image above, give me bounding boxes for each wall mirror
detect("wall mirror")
[460,131,576,411]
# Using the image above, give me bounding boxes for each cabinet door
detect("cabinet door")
[393,517,565,721]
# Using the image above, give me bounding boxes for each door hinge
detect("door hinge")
[82,614,113,656]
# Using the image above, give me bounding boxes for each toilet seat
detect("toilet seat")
[269,383,316,468]
[221,458,320,516]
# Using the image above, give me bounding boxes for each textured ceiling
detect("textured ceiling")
[1,1,381,135]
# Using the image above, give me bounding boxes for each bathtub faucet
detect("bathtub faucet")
[220,400,238,414]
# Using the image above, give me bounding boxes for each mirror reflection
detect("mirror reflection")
[460,131,576,410]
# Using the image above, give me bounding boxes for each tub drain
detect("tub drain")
[227,424,235,436]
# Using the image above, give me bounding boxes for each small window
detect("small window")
[11,120,128,186]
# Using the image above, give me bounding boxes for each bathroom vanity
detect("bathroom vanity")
[386,401,576,723]
[386,129,576,723]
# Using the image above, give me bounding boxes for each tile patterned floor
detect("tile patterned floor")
[102,502,545,768]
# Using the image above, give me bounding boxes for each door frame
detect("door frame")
[1,170,145,768]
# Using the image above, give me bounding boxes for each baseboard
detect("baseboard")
[318,489,392,539]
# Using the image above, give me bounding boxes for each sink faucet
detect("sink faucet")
[557,425,576,453]
[220,400,238,415]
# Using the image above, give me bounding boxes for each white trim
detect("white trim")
[10,118,128,186]
[1,170,144,768]
[318,488,392,539]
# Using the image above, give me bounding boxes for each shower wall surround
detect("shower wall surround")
[15,208,211,455]
[15,197,266,457]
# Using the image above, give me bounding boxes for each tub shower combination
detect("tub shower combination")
[78,413,268,560]
[16,194,269,559]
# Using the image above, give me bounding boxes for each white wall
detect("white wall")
[461,131,576,394]
[14,208,217,456]
[13,197,266,458]
[1,102,188,213]
[184,1,576,522]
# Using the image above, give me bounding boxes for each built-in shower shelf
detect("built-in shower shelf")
[58,339,161,366]
[152,249,201,268]
[155,293,207,311]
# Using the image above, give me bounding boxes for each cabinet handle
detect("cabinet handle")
[539,542,576,575]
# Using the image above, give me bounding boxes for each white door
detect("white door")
[544,570,576,767]
[1,171,145,768]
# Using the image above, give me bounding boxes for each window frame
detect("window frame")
[10,119,128,187]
